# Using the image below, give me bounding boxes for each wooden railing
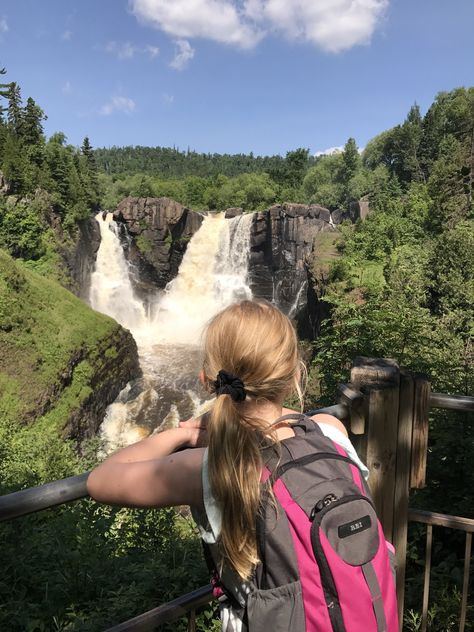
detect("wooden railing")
[408,509,473,632]
[1,361,473,631]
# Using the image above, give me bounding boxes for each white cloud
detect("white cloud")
[105,40,160,60]
[100,96,136,116]
[170,39,194,70]
[106,40,137,60]
[131,0,263,49]
[314,145,344,157]
[61,29,72,41]
[146,44,160,58]
[162,92,174,104]
[130,0,388,52]
[0,17,8,34]
[245,0,388,53]
[62,80,72,95]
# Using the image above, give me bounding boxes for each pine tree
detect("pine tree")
[393,104,424,184]
[22,97,46,146]
[2,133,29,193]
[80,136,100,210]
[7,82,22,135]
[81,136,94,165]
[340,138,360,184]
[0,65,11,120]
[285,148,310,188]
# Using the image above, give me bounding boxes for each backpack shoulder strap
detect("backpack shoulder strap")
[271,412,325,437]
[261,413,329,473]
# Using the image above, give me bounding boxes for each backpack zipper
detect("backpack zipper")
[310,495,377,632]
[273,452,359,480]
[310,493,376,519]
[310,514,346,632]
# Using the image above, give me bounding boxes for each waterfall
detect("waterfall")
[89,214,149,335]
[152,212,253,344]
[89,211,254,450]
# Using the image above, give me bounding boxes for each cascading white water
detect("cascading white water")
[152,212,253,344]
[89,211,254,451]
[89,214,148,334]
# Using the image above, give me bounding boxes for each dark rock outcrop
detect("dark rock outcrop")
[248,203,336,338]
[71,218,101,299]
[64,326,140,442]
[224,207,243,218]
[0,170,10,195]
[349,195,370,221]
[0,248,141,444]
[113,197,203,296]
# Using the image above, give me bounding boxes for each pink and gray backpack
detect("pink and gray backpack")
[206,414,398,632]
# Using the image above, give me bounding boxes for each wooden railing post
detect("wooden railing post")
[349,358,401,535]
[348,358,432,630]
[394,371,416,625]
[349,357,403,628]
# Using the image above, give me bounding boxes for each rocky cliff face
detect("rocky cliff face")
[108,198,344,338]
[248,203,336,338]
[3,188,101,298]
[0,249,141,444]
[64,326,140,442]
[69,218,101,299]
[113,196,203,297]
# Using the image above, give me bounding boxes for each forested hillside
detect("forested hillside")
[0,67,101,285]
[94,144,306,178]
[310,89,474,627]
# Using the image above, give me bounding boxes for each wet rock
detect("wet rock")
[113,197,203,297]
[72,217,101,299]
[248,203,335,338]
[64,326,141,442]
[224,207,243,218]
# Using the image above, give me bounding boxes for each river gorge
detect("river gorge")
[89,210,254,451]
[82,198,347,450]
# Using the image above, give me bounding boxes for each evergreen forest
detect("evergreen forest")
[0,62,473,630]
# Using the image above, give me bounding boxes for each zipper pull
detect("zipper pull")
[310,493,338,521]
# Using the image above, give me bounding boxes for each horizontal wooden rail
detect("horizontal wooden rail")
[105,585,214,631]
[408,508,473,632]
[409,508,474,532]
[0,472,90,522]
[429,393,474,412]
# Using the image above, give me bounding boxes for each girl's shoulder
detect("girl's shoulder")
[309,412,348,437]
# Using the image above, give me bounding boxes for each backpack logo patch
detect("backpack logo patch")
[338,514,372,538]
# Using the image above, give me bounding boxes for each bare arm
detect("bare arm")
[95,427,199,464]
[86,427,205,509]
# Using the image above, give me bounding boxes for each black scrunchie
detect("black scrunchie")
[213,370,247,402]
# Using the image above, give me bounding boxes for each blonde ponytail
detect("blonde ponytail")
[203,300,303,580]
[208,394,263,578]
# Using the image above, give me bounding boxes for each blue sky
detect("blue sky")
[0,0,473,156]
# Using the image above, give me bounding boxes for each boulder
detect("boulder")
[349,195,370,222]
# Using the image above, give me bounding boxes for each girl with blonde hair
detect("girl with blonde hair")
[87,300,369,630]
